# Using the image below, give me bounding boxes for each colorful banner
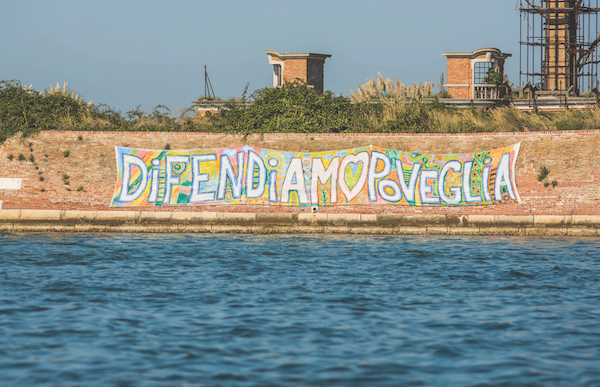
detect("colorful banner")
[111,143,521,207]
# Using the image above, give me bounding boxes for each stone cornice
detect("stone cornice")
[266,50,331,60]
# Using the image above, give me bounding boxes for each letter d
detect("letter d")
[120,154,148,202]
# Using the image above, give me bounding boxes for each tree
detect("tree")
[483,68,503,97]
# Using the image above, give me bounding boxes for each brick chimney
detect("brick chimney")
[266,50,331,93]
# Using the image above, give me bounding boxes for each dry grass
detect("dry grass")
[429,105,600,133]
[41,82,93,107]
[350,72,434,103]
[356,102,600,133]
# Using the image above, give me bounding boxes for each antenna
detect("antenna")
[204,65,216,100]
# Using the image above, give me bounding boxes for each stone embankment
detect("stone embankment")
[1,130,599,235]
[0,210,599,235]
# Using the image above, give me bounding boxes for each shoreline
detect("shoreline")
[1,210,598,236]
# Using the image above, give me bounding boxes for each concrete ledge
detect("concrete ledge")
[467,215,496,227]
[567,227,598,236]
[190,212,218,224]
[219,212,256,225]
[96,211,138,223]
[427,226,450,234]
[526,227,569,236]
[139,212,173,223]
[20,210,61,221]
[498,215,534,227]
[0,210,598,236]
[446,215,467,226]
[534,215,570,227]
[63,210,97,222]
[478,227,526,236]
[0,223,14,232]
[359,214,378,224]
[171,212,192,222]
[327,213,361,226]
[256,213,297,225]
[572,215,600,227]
[392,226,429,235]
[449,227,483,235]
[0,210,21,220]
[298,213,328,225]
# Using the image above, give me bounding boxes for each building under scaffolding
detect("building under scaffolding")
[520,0,600,95]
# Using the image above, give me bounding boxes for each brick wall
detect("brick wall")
[1,130,599,215]
[282,59,307,84]
[446,86,470,99]
[307,58,325,93]
[446,58,471,84]
[446,57,471,98]
[446,54,509,99]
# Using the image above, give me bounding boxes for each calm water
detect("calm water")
[0,233,599,386]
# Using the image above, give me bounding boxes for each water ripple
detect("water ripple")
[0,233,599,385]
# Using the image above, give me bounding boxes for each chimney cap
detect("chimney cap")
[266,50,331,60]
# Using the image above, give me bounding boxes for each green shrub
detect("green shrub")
[0,80,91,131]
[538,166,549,182]
[210,82,353,134]
[386,103,431,133]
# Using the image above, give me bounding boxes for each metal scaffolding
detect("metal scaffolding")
[520,0,600,95]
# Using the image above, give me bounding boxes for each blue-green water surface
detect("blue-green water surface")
[0,234,599,386]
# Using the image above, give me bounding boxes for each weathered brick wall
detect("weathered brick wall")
[306,58,325,93]
[446,86,470,99]
[282,59,307,84]
[446,57,471,98]
[1,130,599,215]
[446,55,509,99]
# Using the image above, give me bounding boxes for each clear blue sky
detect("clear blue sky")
[2,0,521,115]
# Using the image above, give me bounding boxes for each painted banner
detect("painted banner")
[111,143,521,207]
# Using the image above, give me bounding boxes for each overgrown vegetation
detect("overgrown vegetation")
[2,78,600,144]
[209,82,353,134]
[0,80,212,142]
[211,81,600,134]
